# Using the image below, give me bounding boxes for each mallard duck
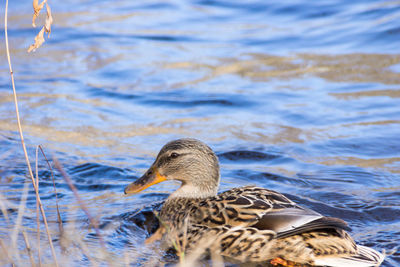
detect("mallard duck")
[124,138,384,266]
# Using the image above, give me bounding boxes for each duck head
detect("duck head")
[124,138,220,198]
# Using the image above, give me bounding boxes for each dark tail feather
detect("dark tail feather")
[277,216,350,239]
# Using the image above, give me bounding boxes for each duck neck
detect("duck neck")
[169,182,218,199]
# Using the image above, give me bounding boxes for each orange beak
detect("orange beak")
[124,167,166,194]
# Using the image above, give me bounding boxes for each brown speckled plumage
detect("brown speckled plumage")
[158,186,358,265]
[125,139,384,266]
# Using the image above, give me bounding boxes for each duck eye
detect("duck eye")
[170,152,179,159]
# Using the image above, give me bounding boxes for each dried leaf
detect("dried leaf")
[27,27,45,53]
[32,0,47,27]
[44,3,53,37]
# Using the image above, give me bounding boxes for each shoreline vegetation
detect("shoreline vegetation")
[2,1,114,265]
[4,0,57,265]
[1,1,210,266]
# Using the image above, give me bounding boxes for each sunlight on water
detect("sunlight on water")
[0,0,399,266]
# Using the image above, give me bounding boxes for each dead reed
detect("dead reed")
[1,1,214,266]
[2,1,112,265]
[4,0,57,265]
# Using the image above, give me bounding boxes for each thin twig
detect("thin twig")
[4,0,58,266]
[38,145,63,234]
[35,146,42,267]
[53,157,106,249]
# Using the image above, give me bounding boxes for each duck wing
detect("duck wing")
[193,186,349,237]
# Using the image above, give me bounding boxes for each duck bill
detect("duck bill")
[124,168,166,194]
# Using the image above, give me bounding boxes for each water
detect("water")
[0,0,399,266]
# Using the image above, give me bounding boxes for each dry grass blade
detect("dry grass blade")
[11,182,29,266]
[35,146,42,266]
[181,216,189,259]
[0,193,10,223]
[38,145,63,233]
[173,216,190,265]
[32,0,47,27]
[5,0,58,265]
[29,0,53,51]
[11,182,29,243]
[27,26,45,53]
[210,248,224,267]
[62,207,99,267]
[123,249,131,266]
[44,2,53,37]
[178,234,218,267]
[22,231,36,267]
[178,239,208,266]
[0,239,15,266]
[53,157,106,249]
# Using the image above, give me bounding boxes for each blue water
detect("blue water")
[0,0,399,266]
